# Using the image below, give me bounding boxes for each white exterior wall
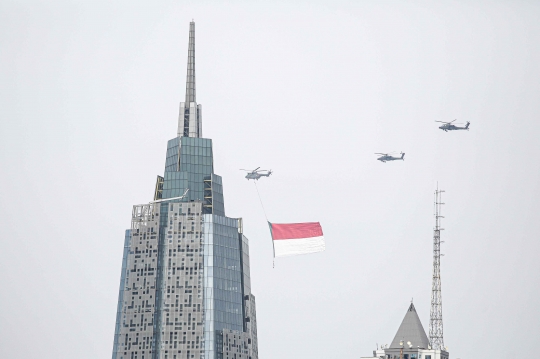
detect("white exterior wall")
[115,203,161,359]
[221,329,250,359]
[418,349,449,359]
[246,294,258,359]
[115,202,206,359]
[157,202,205,359]
[363,348,450,359]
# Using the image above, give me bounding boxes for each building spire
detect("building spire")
[185,21,196,104]
[389,302,430,349]
[177,21,202,138]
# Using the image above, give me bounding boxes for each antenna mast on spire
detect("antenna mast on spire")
[429,186,445,349]
[177,21,202,138]
[185,21,196,104]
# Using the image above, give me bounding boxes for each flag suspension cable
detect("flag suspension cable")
[253,181,269,221]
[253,181,275,267]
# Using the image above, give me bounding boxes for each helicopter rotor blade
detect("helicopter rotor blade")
[435,121,450,124]
[254,167,260,171]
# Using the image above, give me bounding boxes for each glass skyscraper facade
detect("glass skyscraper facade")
[112,22,258,359]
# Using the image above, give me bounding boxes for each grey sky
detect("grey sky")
[1,1,539,358]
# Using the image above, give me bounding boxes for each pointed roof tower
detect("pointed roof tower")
[389,303,430,349]
[177,21,202,138]
[185,21,196,104]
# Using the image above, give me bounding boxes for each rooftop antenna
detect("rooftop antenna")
[178,20,202,138]
[185,21,196,105]
[429,184,445,350]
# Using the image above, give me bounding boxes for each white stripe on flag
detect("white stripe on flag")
[273,235,325,257]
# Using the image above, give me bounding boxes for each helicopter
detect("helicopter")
[240,167,272,180]
[375,152,405,163]
[436,119,470,132]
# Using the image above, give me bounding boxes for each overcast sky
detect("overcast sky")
[1,1,540,358]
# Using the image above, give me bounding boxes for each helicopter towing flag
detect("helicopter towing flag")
[268,222,325,257]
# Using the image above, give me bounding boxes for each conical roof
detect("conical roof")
[389,303,430,349]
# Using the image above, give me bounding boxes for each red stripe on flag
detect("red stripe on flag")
[270,222,323,240]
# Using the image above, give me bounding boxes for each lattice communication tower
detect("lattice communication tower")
[429,187,445,349]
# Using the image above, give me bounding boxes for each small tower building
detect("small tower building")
[361,303,449,359]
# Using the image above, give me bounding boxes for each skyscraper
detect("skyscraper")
[112,22,258,359]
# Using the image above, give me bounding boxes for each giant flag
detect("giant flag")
[268,222,325,257]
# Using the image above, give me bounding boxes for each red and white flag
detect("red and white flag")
[268,222,325,257]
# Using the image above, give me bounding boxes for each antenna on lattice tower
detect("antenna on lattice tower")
[429,185,445,350]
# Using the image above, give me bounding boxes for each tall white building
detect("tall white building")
[111,22,258,359]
